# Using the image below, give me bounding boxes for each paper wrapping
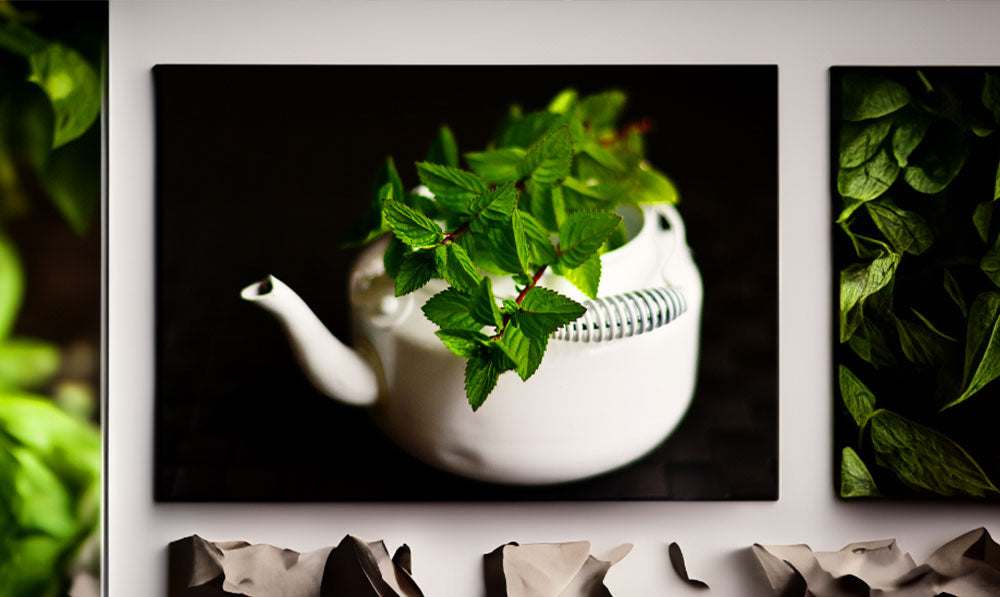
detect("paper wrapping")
[483,541,632,597]
[168,534,422,597]
[752,527,1000,597]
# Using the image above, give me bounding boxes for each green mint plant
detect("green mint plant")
[834,69,1000,498]
[347,89,678,410]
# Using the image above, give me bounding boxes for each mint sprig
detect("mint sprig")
[348,89,678,410]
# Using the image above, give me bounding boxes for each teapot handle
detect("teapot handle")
[651,203,686,279]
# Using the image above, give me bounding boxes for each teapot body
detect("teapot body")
[350,205,703,485]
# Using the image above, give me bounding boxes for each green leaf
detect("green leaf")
[383,199,444,247]
[974,201,993,243]
[27,43,101,148]
[984,72,1000,125]
[383,236,405,278]
[8,446,76,538]
[524,183,565,232]
[373,157,405,207]
[427,125,459,167]
[903,124,968,194]
[869,409,998,497]
[0,339,61,391]
[43,134,99,234]
[864,197,932,255]
[840,117,893,168]
[891,111,932,168]
[841,73,911,121]
[838,365,876,427]
[518,126,573,188]
[553,253,601,299]
[950,291,1000,408]
[0,236,24,341]
[434,243,480,294]
[894,315,948,366]
[465,147,525,184]
[981,236,1000,288]
[520,210,558,265]
[421,288,480,331]
[515,286,586,338]
[470,277,503,328]
[557,210,622,269]
[464,346,508,411]
[497,110,561,149]
[848,318,896,368]
[415,162,489,211]
[581,142,625,172]
[499,322,547,381]
[631,165,679,205]
[911,308,956,342]
[995,157,1000,200]
[840,447,880,498]
[343,160,402,246]
[837,148,900,202]
[547,88,577,114]
[394,250,437,296]
[486,209,529,275]
[467,181,518,228]
[840,252,900,342]
[944,268,968,317]
[578,90,626,128]
[435,329,489,358]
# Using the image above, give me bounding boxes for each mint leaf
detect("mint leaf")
[427,125,459,167]
[524,183,565,232]
[515,287,586,338]
[841,447,880,498]
[435,329,489,358]
[547,88,577,114]
[497,110,560,149]
[0,235,24,340]
[395,250,437,296]
[434,243,479,294]
[486,209,529,275]
[470,277,503,328]
[520,210,557,265]
[557,210,622,269]
[553,253,601,299]
[903,125,968,194]
[500,322,547,381]
[0,339,61,391]
[841,73,911,121]
[840,117,893,168]
[839,365,876,427]
[632,166,679,205]
[465,346,508,411]
[383,199,444,247]
[864,197,932,255]
[840,252,900,342]
[837,148,900,202]
[870,409,998,496]
[578,90,626,128]
[383,236,406,278]
[950,291,1000,409]
[422,288,480,330]
[415,162,488,211]
[974,201,993,243]
[518,126,573,188]
[467,182,518,228]
[465,147,525,184]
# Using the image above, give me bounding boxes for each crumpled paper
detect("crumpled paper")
[168,534,423,597]
[752,527,1000,596]
[484,541,632,597]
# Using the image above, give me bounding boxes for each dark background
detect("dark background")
[154,65,777,501]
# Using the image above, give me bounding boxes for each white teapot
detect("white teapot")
[241,203,702,485]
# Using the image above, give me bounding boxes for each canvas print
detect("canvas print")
[833,67,1000,499]
[155,65,777,501]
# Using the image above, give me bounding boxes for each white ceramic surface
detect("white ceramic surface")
[244,204,703,484]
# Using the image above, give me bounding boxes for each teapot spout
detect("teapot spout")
[240,275,378,406]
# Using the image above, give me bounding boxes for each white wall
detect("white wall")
[108,2,1000,595]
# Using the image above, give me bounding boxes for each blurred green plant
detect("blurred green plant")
[0,1,103,594]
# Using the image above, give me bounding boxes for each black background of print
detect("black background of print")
[153,65,777,501]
